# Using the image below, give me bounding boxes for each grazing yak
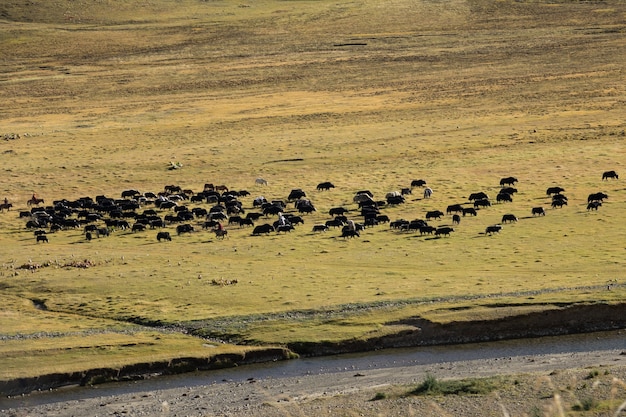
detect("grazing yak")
[228,216,242,225]
[36,234,49,243]
[546,186,565,195]
[588,192,608,203]
[121,189,140,199]
[496,193,513,203]
[376,214,390,223]
[316,181,335,191]
[288,188,306,201]
[190,194,205,203]
[386,194,405,205]
[532,207,546,216]
[499,176,518,187]
[255,177,268,186]
[435,226,454,236]
[587,201,602,211]
[551,199,567,208]
[462,207,477,217]
[446,204,464,214]
[501,214,518,223]
[131,223,146,232]
[239,218,255,227]
[452,214,461,225]
[500,187,518,195]
[246,212,263,221]
[426,210,444,220]
[157,231,172,241]
[390,219,409,229]
[176,224,194,235]
[473,199,491,208]
[405,219,427,232]
[411,179,427,187]
[485,224,502,235]
[353,193,374,204]
[252,224,275,235]
[468,192,489,201]
[329,207,349,216]
[263,204,283,216]
[312,224,329,232]
[325,218,345,228]
[420,225,437,235]
[286,215,304,225]
[423,187,433,199]
[602,170,618,180]
[295,199,316,214]
[203,219,220,229]
[364,217,379,227]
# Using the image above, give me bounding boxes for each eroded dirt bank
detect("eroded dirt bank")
[289,303,626,356]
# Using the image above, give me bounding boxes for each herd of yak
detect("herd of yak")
[3,170,619,243]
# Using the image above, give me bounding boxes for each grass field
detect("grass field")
[1,0,625,383]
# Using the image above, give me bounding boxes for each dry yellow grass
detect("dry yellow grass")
[1,0,625,381]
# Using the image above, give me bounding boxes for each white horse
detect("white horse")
[423,187,433,199]
[255,177,268,186]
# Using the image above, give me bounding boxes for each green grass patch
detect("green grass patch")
[410,374,502,396]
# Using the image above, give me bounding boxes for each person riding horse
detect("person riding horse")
[213,222,228,239]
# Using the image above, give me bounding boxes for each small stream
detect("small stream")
[3,329,624,408]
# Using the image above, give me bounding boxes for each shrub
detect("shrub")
[410,373,498,396]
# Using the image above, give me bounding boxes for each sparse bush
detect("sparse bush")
[410,373,498,396]
[370,392,387,401]
[572,397,598,411]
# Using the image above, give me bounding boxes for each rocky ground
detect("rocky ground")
[4,346,625,417]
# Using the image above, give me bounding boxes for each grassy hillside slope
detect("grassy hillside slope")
[1,0,625,384]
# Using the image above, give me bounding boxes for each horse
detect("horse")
[215,185,229,192]
[27,197,44,206]
[340,228,360,238]
[214,228,228,239]
[0,202,13,211]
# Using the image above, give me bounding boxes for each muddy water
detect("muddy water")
[3,329,624,408]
